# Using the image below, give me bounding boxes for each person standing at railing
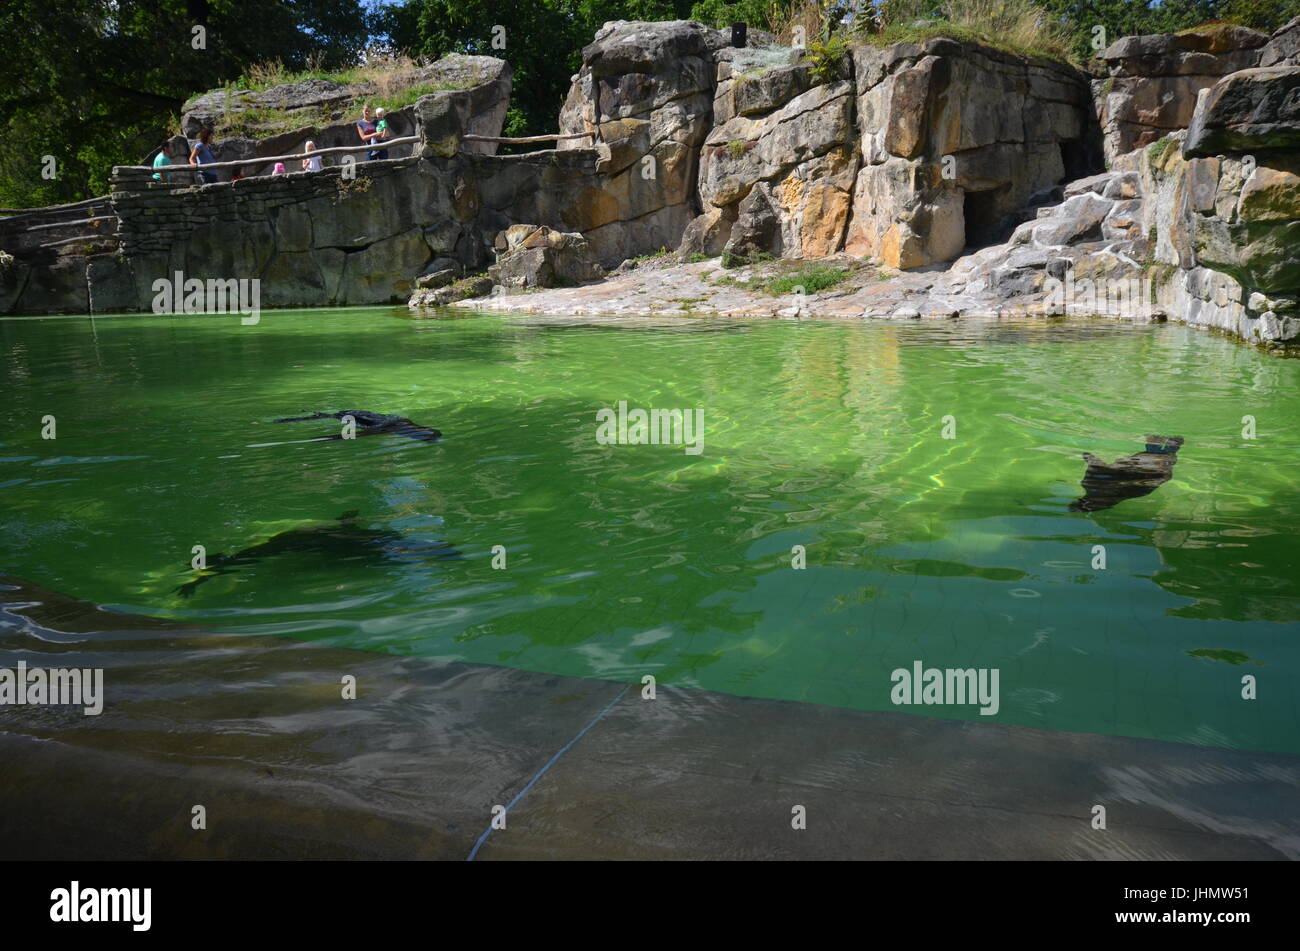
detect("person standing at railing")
[302,140,323,172]
[357,105,380,160]
[152,142,175,182]
[151,136,189,183]
[189,128,218,184]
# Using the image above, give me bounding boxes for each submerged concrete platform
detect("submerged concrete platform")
[1,576,1297,860]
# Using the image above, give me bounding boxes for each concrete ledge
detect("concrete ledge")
[2,577,1296,860]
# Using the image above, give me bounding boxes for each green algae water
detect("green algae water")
[2,308,1297,754]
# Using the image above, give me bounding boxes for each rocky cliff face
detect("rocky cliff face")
[698,43,858,264]
[672,29,1100,269]
[1093,24,1268,162]
[557,20,729,264]
[5,17,1299,351]
[1141,60,1300,345]
[930,22,1300,348]
[846,37,1098,269]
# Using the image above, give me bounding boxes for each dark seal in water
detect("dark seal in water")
[273,410,442,442]
[1070,435,1184,513]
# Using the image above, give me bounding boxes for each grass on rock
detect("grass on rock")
[861,0,1076,63]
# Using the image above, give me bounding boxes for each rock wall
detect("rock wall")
[1259,15,1300,67]
[558,20,727,263]
[15,146,621,315]
[673,32,1100,269]
[845,37,1098,269]
[1093,24,1268,162]
[1140,63,1300,345]
[695,44,858,263]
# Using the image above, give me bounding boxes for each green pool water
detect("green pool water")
[2,308,1297,753]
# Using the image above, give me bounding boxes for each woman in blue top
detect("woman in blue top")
[357,105,380,161]
[189,128,218,184]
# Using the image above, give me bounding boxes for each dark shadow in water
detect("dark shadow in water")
[272,409,442,443]
[1069,435,1183,513]
[175,511,461,598]
[1188,648,1262,666]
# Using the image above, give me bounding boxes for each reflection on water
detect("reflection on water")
[0,308,1297,754]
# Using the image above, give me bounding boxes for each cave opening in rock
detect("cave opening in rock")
[962,188,1009,250]
[1059,138,1091,183]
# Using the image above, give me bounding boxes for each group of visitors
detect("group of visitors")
[150,127,221,185]
[149,103,395,185]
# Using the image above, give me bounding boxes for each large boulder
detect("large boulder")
[488,225,605,288]
[1029,192,1112,247]
[1184,66,1300,155]
[721,183,781,265]
[677,205,737,258]
[1260,16,1300,67]
[579,19,726,75]
[411,55,513,156]
[182,78,354,138]
[182,56,509,140]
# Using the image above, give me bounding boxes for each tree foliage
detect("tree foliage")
[373,0,700,138]
[1036,0,1300,59]
[0,0,371,208]
[3,0,1296,207]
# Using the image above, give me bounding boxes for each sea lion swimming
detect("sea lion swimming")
[272,410,442,442]
[175,511,460,598]
[1069,435,1184,513]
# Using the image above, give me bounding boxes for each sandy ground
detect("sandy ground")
[2,575,1297,860]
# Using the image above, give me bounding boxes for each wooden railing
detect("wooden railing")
[112,135,423,175]
[462,132,592,144]
[0,196,110,219]
[0,197,120,254]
